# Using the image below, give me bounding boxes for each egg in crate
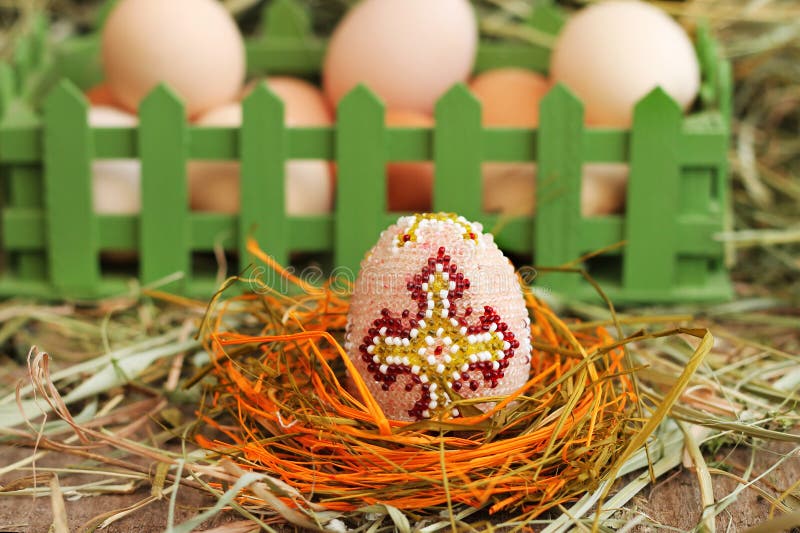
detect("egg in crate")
[323,0,477,114]
[470,68,551,127]
[189,77,334,215]
[469,68,628,216]
[581,164,628,216]
[85,84,117,107]
[101,0,245,118]
[469,68,548,216]
[550,0,700,127]
[89,106,141,215]
[385,109,434,212]
[480,163,628,217]
[345,213,532,421]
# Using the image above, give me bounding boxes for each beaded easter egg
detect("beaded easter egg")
[345,213,532,421]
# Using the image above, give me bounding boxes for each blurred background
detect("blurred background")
[1,0,795,301]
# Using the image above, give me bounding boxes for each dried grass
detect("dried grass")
[1,239,797,530]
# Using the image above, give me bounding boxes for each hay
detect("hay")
[0,239,798,529]
[0,239,800,531]
[194,240,643,518]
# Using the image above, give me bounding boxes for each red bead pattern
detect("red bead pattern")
[357,247,517,420]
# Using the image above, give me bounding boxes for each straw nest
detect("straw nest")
[190,240,702,525]
[3,240,798,531]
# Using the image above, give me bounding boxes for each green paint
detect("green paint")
[263,0,312,40]
[0,64,16,119]
[335,85,385,274]
[12,36,32,95]
[536,84,583,293]
[623,88,682,291]
[240,83,288,279]
[139,85,189,292]
[43,80,98,292]
[434,84,482,220]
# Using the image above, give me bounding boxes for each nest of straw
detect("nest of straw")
[5,239,798,530]
[192,240,642,520]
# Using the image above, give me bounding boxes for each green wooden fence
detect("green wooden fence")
[0,0,733,303]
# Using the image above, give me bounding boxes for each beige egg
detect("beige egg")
[470,68,550,127]
[189,78,334,214]
[89,106,140,215]
[470,69,546,216]
[323,0,477,113]
[482,164,627,217]
[385,109,434,212]
[581,163,628,216]
[101,0,245,117]
[550,1,700,127]
[242,77,334,126]
[483,163,537,216]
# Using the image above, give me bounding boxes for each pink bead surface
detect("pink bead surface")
[345,214,532,421]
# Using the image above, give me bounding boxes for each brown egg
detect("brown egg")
[189,77,335,215]
[243,77,334,126]
[581,163,628,216]
[469,68,550,127]
[481,164,629,217]
[469,69,547,216]
[386,109,434,212]
[101,0,245,117]
[85,84,118,107]
[482,163,536,216]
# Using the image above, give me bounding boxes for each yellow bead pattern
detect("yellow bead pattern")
[395,213,480,248]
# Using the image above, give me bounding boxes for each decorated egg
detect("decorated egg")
[89,106,141,215]
[346,213,532,421]
[323,0,478,113]
[550,0,700,126]
[101,0,245,117]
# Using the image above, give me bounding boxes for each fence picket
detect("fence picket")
[434,84,482,220]
[335,85,385,274]
[263,0,311,38]
[240,83,287,283]
[43,80,98,292]
[623,88,682,292]
[139,85,189,291]
[536,84,583,293]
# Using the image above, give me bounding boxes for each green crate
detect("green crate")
[0,0,733,303]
